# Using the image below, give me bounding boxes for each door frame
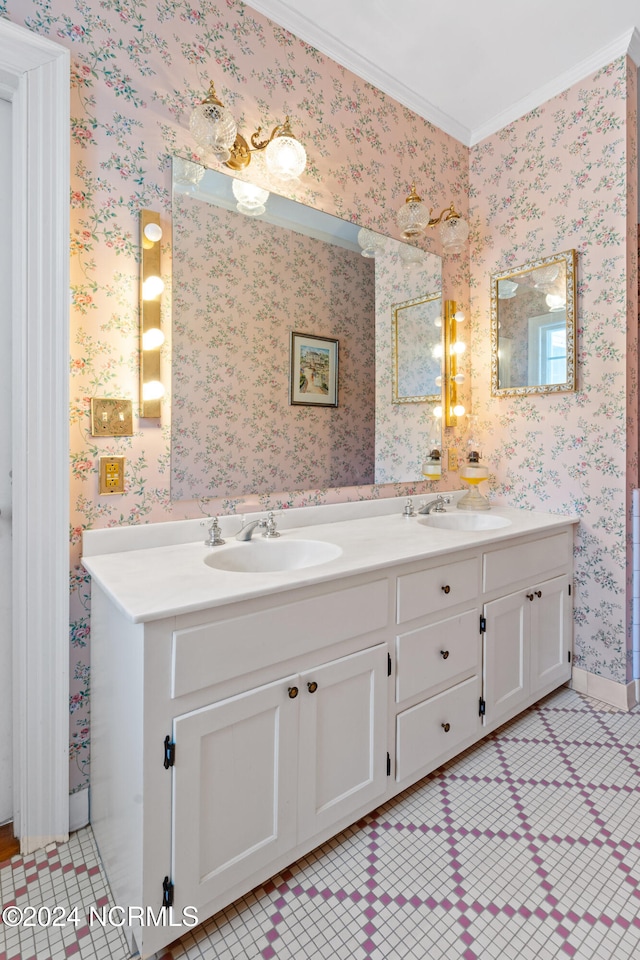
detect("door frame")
[0,20,70,854]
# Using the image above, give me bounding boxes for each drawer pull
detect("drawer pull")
[440,650,450,660]
[535,590,542,598]
[288,686,299,699]
[526,593,534,601]
[441,585,451,595]
[441,722,451,733]
[307,681,318,693]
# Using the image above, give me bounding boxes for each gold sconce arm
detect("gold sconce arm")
[140,210,165,418]
[428,203,462,228]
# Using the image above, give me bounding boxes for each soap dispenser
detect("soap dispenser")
[457,416,490,511]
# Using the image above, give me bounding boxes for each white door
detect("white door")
[298,645,387,841]
[483,590,530,727]
[0,95,12,825]
[529,576,572,695]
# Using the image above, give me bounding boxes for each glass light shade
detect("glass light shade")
[143,222,162,244]
[265,134,306,180]
[439,214,469,254]
[397,187,430,238]
[189,97,237,161]
[142,275,164,300]
[142,380,165,401]
[546,293,566,311]
[534,264,559,289]
[498,279,518,300]
[398,242,425,267]
[357,227,384,258]
[232,179,269,217]
[173,157,205,190]
[142,327,165,350]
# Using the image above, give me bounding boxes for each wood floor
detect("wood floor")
[0,821,20,862]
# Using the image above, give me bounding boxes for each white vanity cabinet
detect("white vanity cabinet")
[85,508,577,959]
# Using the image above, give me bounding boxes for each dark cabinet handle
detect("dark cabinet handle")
[288,686,299,699]
[440,650,450,660]
[307,681,318,693]
[527,593,534,601]
[441,585,451,594]
[535,590,542,598]
[441,722,451,733]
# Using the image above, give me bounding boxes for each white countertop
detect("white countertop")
[82,498,578,623]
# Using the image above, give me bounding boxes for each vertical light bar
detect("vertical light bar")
[443,299,458,428]
[140,209,163,418]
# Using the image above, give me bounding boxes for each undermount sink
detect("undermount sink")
[204,538,342,573]
[420,512,512,531]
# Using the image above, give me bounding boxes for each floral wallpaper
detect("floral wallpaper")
[469,56,638,685]
[171,188,376,499]
[2,0,468,794]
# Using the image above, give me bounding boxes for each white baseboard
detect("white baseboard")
[69,788,89,832]
[570,667,638,711]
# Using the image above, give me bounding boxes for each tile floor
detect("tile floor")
[1,686,639,960]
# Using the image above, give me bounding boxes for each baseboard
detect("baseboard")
[69,788,89,832]
[570,667,637,710]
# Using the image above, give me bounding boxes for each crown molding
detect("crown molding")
[245,0,471,144]
[466,26,639,145]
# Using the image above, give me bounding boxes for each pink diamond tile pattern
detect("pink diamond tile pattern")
[1,687,639,960]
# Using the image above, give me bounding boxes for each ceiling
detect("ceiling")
[246,1,640,145]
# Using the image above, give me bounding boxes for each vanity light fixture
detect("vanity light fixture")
[231,179,270,217]
[442,299,466,427]
[140,210,165,418]
[357,226,385,258]
[190,81,307,181]
[397,183,469,253]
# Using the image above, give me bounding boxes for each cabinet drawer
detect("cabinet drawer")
[483,532,571,594]
[396,610,480,703]
[397,557,479,624]
[395,675,480,783]
[172,579,389,699]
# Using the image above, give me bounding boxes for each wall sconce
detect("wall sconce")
[190,81,307,181]
[397,183,469,253]
[140,210,166,418]
[442,299,466,427]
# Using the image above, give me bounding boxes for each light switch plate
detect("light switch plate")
[91,398,133,437]
[99,456,125,495]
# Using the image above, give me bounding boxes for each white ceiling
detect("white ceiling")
[246,1,640,145]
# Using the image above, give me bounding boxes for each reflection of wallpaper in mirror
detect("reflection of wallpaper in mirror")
[392,293,442,402]
[171,192,375,500]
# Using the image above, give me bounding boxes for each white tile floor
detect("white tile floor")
[1,686,639,960]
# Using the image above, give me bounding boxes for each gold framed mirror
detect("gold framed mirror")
[391,292,442,403]
[491,249,577,397]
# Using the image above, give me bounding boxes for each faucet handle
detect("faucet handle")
[262,511,280,539]
[403,498,415,518]
[202,517,225,546]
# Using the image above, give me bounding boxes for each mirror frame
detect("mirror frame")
[391,292,442,404]
[490,249,577,397]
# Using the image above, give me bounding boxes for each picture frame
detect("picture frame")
[289,331,339,407]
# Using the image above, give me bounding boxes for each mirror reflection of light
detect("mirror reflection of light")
[451,341,466,355]
[432,344,444,359]
[453,373,465,384]
[546,293,566,312]
[435,376,442,387]
[433,405,443,418]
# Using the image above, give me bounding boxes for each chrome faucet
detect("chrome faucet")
[235,511,280,541]
[418,495,451,515]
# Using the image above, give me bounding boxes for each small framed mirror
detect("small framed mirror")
[491,249,577,396]
[391,292,442,403]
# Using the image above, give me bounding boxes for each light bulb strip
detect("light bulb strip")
[443,299,461,428]
[140,209,163,418]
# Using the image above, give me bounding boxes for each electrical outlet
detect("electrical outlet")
[99,456,125,495]
[448,449,459,472]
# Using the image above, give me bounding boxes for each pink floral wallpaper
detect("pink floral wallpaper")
[2,0,468,793]
[171,189,376,499]
[469,57,638,685]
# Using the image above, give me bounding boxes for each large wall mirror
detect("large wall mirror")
[490,249,577,397]
[171,158,442,501]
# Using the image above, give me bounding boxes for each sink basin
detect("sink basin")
[204,539,342,573]
[420,512,512,531]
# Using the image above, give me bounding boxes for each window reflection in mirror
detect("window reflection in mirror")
[491,250,577,397]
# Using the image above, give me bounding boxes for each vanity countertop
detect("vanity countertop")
[82,500,579,624]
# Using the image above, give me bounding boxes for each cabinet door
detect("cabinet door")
[171,675,299,913]
[483,590,530,726]
[298,645,387,841]
[530,575,572,694]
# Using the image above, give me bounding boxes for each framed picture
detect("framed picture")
[289,331,339,407]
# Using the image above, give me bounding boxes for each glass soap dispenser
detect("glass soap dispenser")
[458,415,490,511]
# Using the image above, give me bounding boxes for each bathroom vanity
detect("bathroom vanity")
[83,496,577,958]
